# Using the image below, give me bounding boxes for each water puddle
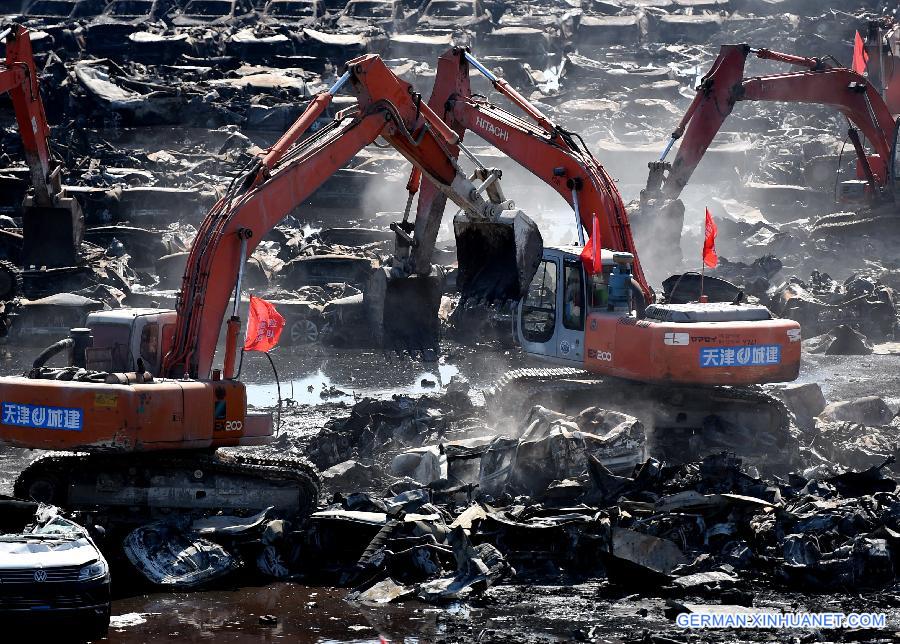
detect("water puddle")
[245,363,461,407]
[108,583,438,643]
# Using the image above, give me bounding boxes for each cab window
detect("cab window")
[562,261,584,331]
[86,323,131,372]
[521,259,557,343]
[140,323,160,372]
[587,269,609,310]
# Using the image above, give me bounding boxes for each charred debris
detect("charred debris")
[0,0,897,638]
[0,0,893,347]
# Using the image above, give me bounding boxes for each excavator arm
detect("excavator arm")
[0,25,82,269]
[162,54,532,379]
[655,44,898,201]
[1,25,57,206]
[409,48,652,302]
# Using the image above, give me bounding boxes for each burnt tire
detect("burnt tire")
[0,260,22,301]
[288,318,318,345]
[14,468,62,505]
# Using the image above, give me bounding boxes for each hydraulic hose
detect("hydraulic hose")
[32,337,72,370]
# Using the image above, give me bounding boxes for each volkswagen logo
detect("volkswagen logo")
[33,569,47,583]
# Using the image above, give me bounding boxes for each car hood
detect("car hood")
[0,537,98,569]
[229,27,290,43]
[418,15,478,28]
[336,16,383,28]
[88,16,150,28]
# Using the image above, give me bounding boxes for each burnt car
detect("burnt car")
[268,299,326,345]
[84,0,167,56]
[279,254,377,290]
[335,0,411,32]
[480,25,553,63]
[302,26,387,58]
[225,25,296,60]
[172,0,254,26]
[20,0,105,47]
[22,0,104,20]
[0,499,110,639]
[416,0,491,34]
[261,0,326,26]
[8,293,104,345]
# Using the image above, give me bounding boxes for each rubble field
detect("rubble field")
[1,347,899,642]
[0,0,898,640]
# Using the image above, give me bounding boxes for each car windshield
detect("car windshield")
[0,515,82,541]
[425,0,472,17]
[183,0,232,16]
[345,0,391,18]
[32,516,83,538]
[109,0,152,15]
[25,0,75,15]
[268,0,313,16]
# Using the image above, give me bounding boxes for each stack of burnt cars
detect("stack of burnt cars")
[1,0,595,64]
[0,0,806,351]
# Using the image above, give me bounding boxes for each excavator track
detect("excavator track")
[485,367,798,471]
[14,450,320,519]
[812,209,900,237]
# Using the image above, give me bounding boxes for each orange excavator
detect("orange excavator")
[639,40,900,247]
[396,49,802,457]
[2,54,543,515]
[0,25,83,279]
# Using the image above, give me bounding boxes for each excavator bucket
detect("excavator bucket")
[453,209,543,303]
[21,197,84,269]
[365,267,446,354]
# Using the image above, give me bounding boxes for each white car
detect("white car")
[0,499,110,639]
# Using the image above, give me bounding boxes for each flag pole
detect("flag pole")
[700,215,706,303]
[700,260,706,303]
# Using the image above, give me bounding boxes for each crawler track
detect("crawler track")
[14,450,320,519]
[812,209,900,237]
[485,367,797,471]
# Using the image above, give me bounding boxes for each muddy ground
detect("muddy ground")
[2,343,899,643]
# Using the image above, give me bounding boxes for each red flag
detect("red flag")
[852,30,869,75]
[580,213,602,275]
[243,295,285,352]
[702,208,718,269]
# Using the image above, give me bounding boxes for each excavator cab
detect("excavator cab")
[515,246,620,364]
[82,309,177,376]
[515,246,801,385]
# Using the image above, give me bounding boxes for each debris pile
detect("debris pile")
[0,0,894,349]
[0,0,897,639]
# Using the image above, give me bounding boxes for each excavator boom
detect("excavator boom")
[0,25,83,270]
[655,44,898,202]
[163,54,540,378]
[410,48,653,303]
